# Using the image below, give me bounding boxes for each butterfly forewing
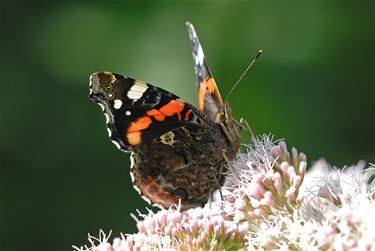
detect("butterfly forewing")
[186,22,224,121]
[89,72,209,150]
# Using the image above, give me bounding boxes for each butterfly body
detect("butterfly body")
[89,22,240,210]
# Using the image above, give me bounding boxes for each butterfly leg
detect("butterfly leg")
[207,172,224,211]
[211,167,224,202]
[221,150,240,180]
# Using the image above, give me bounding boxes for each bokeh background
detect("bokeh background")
[1,1,374,250]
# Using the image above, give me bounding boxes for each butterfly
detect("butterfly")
[89,22,241,210]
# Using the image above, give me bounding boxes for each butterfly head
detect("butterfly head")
[216,103,232,123]
[214,102,241,156]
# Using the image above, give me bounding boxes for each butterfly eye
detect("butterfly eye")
[216,113,226,123]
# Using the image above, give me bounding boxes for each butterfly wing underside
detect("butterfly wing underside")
[89,71,225,210]
[186,22,224,121]
[89,72,208,151]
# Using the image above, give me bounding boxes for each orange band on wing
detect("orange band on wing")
[128,116,152,132]
[126,100,186,145]
[147,109,166,121]
[127,117,152,145]
[158,100,184,120]
[140,176,183,208]
[127,131,142,145]
[198,77,223,111]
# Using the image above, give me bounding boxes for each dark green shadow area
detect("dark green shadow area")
[1,1,374,251]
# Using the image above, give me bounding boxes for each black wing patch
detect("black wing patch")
[89,72,209,151]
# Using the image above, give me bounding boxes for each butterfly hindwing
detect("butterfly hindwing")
[186,22,224,121]
[89,72,209,151]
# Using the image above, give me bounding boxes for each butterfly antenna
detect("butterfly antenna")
[225,50,262,102]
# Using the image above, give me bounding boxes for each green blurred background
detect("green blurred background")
[1,1,374,250]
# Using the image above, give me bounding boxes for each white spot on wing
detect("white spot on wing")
[106,127,112,137]
[125,110,131,116]
[127,80,148,101]
[131,83,147,91]
[89,74,93,87]
[130,153,135,171]
[141,195,152,205]
[104,113,110,123]
[98,103,105,111]
[111,140,121,149]
[113,99,122,109]
[197,45,204,65]
[127,91,144,100]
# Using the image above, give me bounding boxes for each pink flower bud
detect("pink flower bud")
[167,212,181,224]
[157,212,168,225]
[291,147,298,162]
[280,161,289,173]
[249,182,266,199]
[225,195,236,203]
[214,225,221,236]
[137,222,146,233]
[271,147,282,159]
[94,243,115,251]
[293,175,302,188]
[279,141,287,154]
[238,222,250,233]
[264,191,273,199]
[112,238,121,249]
[274,172,283,194]
[296,194,304,206]
[189,221,198,233]
[254,173,266,184]
[171,227,178,237]
[299,161,307,177]
[227,232,236,243]
[253,208,266,217]
[285,187,296,202]
[287,165,296,183]
[199,230,206,241]
[165,225,172,236]
[261,192,276,207]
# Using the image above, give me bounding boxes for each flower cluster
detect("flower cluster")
[245,159,375,250]
[223,136,307,224]
[74,135,375,251]
[74,205,245,251]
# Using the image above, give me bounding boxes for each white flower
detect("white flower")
[75,135,375,251]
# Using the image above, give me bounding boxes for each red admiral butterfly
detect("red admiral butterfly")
[89,22,241,210]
